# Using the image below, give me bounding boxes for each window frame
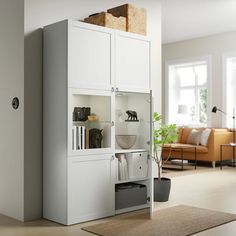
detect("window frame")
[165,56,212,126]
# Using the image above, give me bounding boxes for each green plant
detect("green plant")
[153,112,178,179]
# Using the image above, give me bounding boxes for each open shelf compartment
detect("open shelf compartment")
[68,89,114,155]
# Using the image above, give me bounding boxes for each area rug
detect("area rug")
[82,205,236,236]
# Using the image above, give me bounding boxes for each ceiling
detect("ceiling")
[162,0,236,44]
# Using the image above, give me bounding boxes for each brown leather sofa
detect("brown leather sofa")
[161,127,233,168]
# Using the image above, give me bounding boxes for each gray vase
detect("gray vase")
[154,177,171,202]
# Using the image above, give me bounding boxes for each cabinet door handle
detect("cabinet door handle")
[111,155,115,160]
[116,87,119,92]
[111,87,114,92]
[111,121,115,126]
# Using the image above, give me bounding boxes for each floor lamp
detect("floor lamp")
[212,106,235,144]
[212,106,236,166]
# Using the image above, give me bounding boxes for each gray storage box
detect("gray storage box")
[115,183,147,210]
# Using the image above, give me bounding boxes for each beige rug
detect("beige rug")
[82,205,236,236]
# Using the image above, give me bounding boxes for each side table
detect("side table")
[162,144,197,170]
[220,143,236,169]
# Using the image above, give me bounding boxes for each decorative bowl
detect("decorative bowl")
[116,135,136,149]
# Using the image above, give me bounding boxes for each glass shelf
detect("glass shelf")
[73,120,111,125]
[69,148,113,156]
[115,149,147,154]
[116,119,150,124]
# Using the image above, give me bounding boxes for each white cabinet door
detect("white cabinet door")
[68,22,113,90]
[116,32,150,93]
[68,155,115,224]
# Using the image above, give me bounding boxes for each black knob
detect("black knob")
[12,97,19,110]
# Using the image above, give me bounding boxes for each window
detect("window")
[166,59,210,126]
[223,55,236,128]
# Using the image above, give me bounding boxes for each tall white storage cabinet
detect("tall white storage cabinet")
[44,20,152,225]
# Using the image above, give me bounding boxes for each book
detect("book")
[85,128,90,149]
[118,154,129,181]
[124,157,129,179]
[80,126,83,149]
[82,126,85,149]
[73,126,77,150]
[72,126,87,150]
[77,126,80,150]
[72,128,74,150]
[118,161,122,180]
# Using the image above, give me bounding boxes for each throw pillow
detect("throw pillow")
[200,128,211,146]
[187,129,201,145]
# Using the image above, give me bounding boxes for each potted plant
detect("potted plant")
[153,112,178,202]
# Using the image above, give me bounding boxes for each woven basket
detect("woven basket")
[84,12,126,31]
[108,4,147,35]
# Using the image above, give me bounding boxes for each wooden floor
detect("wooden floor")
[1,168,236,236]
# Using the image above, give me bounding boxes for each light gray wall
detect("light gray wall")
[24,0,162,219]
[0,0,24,221]
[162,31,236,127]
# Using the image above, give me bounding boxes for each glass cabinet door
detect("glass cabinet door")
[68,88,114,156]
[115,91,151,151]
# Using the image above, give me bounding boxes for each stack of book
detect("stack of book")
[117,154,129,180]
[72,126,89,150]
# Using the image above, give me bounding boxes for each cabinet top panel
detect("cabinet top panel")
[44,19,150,41]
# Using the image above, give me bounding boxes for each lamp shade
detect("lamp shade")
[212,106,217,113]
[177,104,188,114]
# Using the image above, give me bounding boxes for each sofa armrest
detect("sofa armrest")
[208,131,232,161]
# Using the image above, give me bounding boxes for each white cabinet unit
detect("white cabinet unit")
[115,31,150,93]
[43,20,152,225]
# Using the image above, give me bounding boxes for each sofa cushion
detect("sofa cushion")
[200,128,211,146]
[163,143,208,153]
[195,145,208,153]
[177,127,183,143]
[187,129,201,145]
[181,127,193,143]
